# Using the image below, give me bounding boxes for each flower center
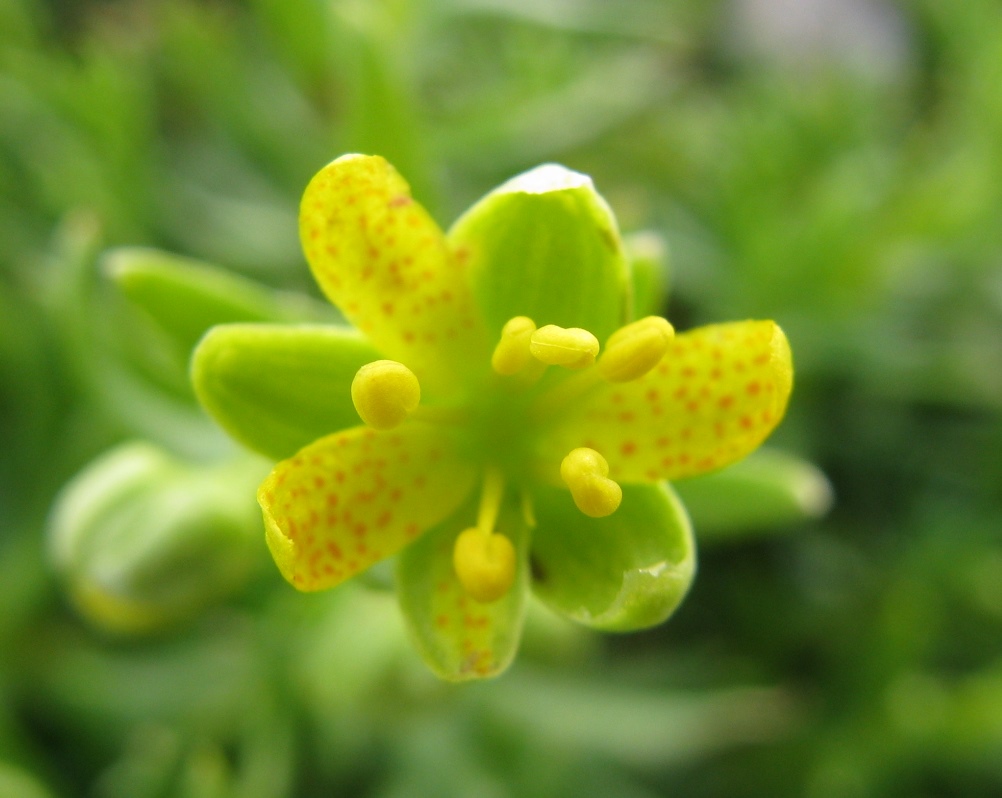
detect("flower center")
[348,314,675,603]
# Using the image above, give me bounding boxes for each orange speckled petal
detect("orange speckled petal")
[259,425,476,592]
[397,499,529,681]
[537,321,793,483]
[300,154,490,393]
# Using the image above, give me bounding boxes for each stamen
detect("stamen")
[492,316,537,375]
[529,368,603,422]
[530,316,675,422]
[453,467,516,603]
[453,528,516,603]
[351,360,420,430]
[598,316,674,383]
[529,325,599,370]
[560,447,622,518]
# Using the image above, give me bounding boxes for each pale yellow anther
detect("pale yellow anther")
[560,447,623,518]
[598,316,675,383]
[350,360,421,430]
[491,316,537,375]
[529,325,600,370]
[452,466,516,602]
[453,528,517,603]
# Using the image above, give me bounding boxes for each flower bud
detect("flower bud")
[49,443,266,633]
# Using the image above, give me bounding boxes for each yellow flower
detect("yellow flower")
[193,155,793,680]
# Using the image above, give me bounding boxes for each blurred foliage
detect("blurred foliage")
[0,0,1000,795]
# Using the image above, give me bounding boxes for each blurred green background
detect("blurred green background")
[2,0,1001,795]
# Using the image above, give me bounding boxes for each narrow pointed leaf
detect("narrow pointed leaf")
[105,247,332,356]
[674,448,833,539]
[624,230,670,319]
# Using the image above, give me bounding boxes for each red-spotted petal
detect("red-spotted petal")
[300,154,490,393]
[536,321,793,482]
[259,425,476,591]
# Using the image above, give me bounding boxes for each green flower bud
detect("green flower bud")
[49,443,268,633]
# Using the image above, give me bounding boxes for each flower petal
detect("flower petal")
[397,500,529,681]
[448,164,630,342]
[537,321,793,483]
[192,324,381,460]
[300,154,490,392]
[259,425,476,591]
[530,482,695,632]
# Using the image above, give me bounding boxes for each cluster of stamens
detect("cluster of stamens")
[349,314,675,604]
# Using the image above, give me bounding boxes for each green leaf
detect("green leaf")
[105,247,333,357]
[0,763,53,798]
[191,323,379,460]
[397,498,530,681]
[673,448,833,541]
[331,3,434,207]
[481,670,796,769]
[448,164,630,342]
[624,230,670,319]
[530,482,695,632]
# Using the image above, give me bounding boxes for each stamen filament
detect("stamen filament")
[520,490,537,529]
[476,466,506,535]
[529,367,604,422]
[529,316,676,422]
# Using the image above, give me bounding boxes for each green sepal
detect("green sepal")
[674,448,833,541]
[48,442,267,634]
[530,482,695,632]
[448,164,629,342]
[191,323,380,460]
[397,498,530,681]
[105,247,334,357]
[624,231,670,319]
